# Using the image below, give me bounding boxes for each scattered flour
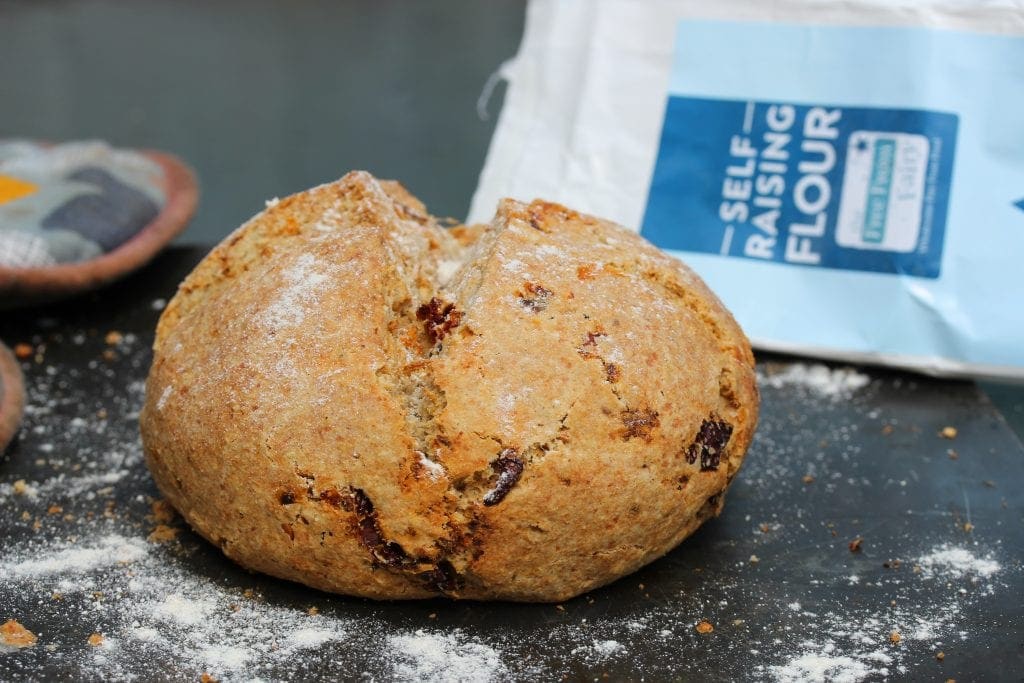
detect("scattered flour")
[0,469,130,505]
[500,257,526,274]
[387,630,506,682]
[260,253,331,331]
[770,647,876,683]
[0,535,148,579]
[916,545,1001,579]
[588,639,626,661]
[417,452,446,480]
[435,258,462,285]
[152,594,216,627]
[760,364,871,398]
[70,548,352,678]
[284,627,343,650]
[313,206,342,233]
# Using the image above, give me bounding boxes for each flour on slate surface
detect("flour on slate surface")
[916,544,1001,580]
[0,535,148,579]
[388,630,506,682]
[759,363,872,398]
[0,327,1015,681]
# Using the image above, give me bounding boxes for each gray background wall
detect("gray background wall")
[0,0,526,243]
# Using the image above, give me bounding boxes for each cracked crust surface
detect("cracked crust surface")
[140,171,758,602]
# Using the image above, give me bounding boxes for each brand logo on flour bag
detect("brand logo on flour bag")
[642,97,957,278]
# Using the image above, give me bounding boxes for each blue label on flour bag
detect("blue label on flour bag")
[642,98,957,278]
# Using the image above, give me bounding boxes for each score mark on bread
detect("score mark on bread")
[140,171,758,602]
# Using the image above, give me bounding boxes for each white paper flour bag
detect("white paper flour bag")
[470,0,1024,379]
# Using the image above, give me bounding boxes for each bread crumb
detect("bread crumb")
[47,504,63,515]
[889,631,901,644]
[105,331,124,345]
[801,474,815,485]
[150,499,176,525]
[695,621,714,634]
[307,606,319,616]
[13,343,33,360]
[849,537,863,553]
[936,651,945,661]
[147,525,179,544]
[88,633,104,647]
[749,555,760,564]
[1,619,37,648]
[940,426,958,439]
[12,479,28,496]
[200,673,219,683]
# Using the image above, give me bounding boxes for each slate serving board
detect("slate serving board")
[1,248,1021,681]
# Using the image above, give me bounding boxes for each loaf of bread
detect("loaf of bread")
[140,172,758,601]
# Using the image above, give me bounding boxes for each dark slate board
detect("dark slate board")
[1,248,1022,682]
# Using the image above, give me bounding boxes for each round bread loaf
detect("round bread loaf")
[140,171,758,602]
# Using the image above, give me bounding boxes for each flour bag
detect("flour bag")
[470,0,1024,379]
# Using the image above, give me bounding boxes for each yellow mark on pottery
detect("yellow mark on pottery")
[0,175,38,204]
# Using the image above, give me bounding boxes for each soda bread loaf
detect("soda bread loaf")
[140,171,758,602]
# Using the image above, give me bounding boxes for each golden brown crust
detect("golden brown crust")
[141,172,758,602]
[0,341,25,452]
